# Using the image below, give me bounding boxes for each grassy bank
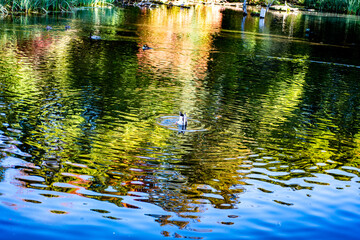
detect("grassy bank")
[0,0,115,13]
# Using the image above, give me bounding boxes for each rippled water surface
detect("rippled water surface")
[0,5,360,240]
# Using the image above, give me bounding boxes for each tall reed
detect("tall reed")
[346,0,360,14]
[0,0,115,12]
[304,0,360,14]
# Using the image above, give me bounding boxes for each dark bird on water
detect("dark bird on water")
[142,44,152,50]
[89,33,101,40]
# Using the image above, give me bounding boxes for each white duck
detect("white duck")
[176,112,187,126]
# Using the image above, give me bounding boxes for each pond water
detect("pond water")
[0,5,360,240]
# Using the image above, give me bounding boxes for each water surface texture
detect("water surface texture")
[0,6,360,240]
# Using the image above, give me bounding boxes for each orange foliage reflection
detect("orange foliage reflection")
[136,5,223,80]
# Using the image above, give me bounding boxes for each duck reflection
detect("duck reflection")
[177,122,187,134]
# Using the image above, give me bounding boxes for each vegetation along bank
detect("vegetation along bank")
[0,0,359,15]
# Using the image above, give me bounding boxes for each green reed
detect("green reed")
[0,0,115,12]
[346,0,360,14]
[304,0,360,14]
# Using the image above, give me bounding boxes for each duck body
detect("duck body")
[176,112,187,126]
[46,26,52,31]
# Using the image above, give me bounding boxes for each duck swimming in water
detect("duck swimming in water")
[142,44,152,50]
[90,33,101,40]
[176,112,187,134]
[176,112,187,126]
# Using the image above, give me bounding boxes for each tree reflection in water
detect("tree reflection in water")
[0,5,360,240]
